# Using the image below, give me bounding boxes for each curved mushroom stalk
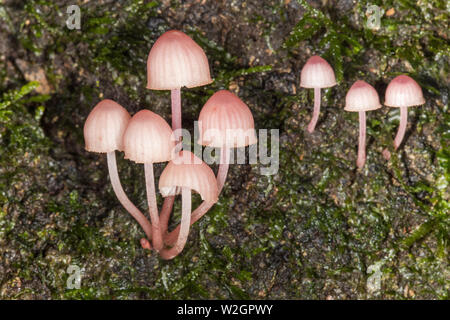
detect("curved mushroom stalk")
[164,200,214,247]
[356,111,366,169]
[382,107,408,160]
[144,163,163,251]
[160,188,192,260]
[107,151,152,241]
[217,147,230,194]
[307,87,321,133]
[394,106,408,150]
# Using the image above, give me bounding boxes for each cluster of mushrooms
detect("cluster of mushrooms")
[83,30,426,259]
[83,30,257,259]
[300,56,425,168]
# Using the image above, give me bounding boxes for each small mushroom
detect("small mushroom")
[344,81,381,169]
[146,30,212,131]
[300,56,336,133]
[123,110,175,251]
[382,75,425,159]
[198,90,257,192]
[159,151,218,259]
[83,100,153,243]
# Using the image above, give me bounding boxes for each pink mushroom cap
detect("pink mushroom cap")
[146,30,213,90]
[300,55,337,89]
[345,80,381,112]
[159,151,219,204]
[384,75,425,108]
[84,99,131,153]
[197,90,257,148]
[123,110,175,163]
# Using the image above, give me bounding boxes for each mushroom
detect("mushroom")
[158,151,218,259]
[147,30,213,233]
[146,30,212,131]
[84,99,153,243]
[300,56,337,133]
[382,75,425,159]
[198,90,257,192]
[123,110,175,251]
[344,81,381,169]
[164,90,257,246]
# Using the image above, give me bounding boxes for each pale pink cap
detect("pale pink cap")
[84,99,131,153]
[344,80,381,112]
[123,110,175,163]
[146,30,213,90]
[300,56,337,88]
[197,90,257,148]
[159,151,218,204]
[385,75,425,108]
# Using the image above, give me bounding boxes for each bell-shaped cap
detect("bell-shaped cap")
[300,55,337,89]
[384,75,425,108]
[84,99,131,153]
[123,110,175,163]
[146,30,213,90]
[344,80,381,112]
[197,90,257,148]
[159,151,218,204]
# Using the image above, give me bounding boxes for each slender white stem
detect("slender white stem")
[217,147,230,195]
[160,88,183,243]
[163,148,229,246]
[160,188,192,260]
[160,195,175,235]
[171,88,182,134]
[356,111,366,169]
[307,87,321,133]
[394,106,408,150]
[106,151,152,240]
[144,163,163,251]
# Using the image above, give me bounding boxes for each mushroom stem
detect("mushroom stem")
[171,88,182,133]
[164,200,214,246]
[394,106,408,150]
[307,87,321,133]
[357,111,366,169]
[106,151,153,241]
[160,188,192,260]
[144,163,163,251]
[217,146,230,194]
[160,195,175,235]
[160,88,183,240]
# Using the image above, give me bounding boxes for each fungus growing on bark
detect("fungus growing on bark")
[300,56,336,133]
[382,75,425,160]
[345,81,381,169]
[158,151,218,259]
[83,99,153,244]
[123,109,175,251]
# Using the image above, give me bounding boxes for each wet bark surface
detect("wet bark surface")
[0,0,448,299]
